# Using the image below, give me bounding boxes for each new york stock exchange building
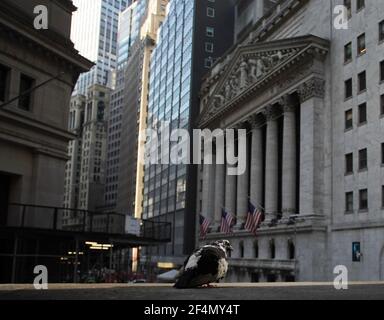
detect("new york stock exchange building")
[196,0,384,282]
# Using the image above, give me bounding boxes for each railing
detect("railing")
[4,203,171,242]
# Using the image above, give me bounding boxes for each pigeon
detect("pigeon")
[174,240,233,289]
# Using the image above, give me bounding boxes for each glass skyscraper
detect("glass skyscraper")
[71,0,132,95]
[142,0,235,264]
[117,0,148,68]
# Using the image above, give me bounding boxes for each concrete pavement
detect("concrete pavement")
[0,283,384,300]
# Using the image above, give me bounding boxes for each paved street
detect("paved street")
[0,283,383,300]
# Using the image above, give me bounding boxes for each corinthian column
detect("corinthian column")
[281,95,297,217]
[236,123,249,228]
[225,135,237,218]
[263,105,279,220]
[202,157,215,222]
[249,114,264,208]
[214,142,225,230]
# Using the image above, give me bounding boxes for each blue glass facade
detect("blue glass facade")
[117,0,148,68]
[142,0,235,258]
[143,0,194,220]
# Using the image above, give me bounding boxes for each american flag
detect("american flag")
[220,208,235,234]
[245,201,264,235]
[199,214,211,239]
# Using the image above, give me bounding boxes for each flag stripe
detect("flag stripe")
[220,208,235,234]
[199,214,211,239]
[245,201,264,235]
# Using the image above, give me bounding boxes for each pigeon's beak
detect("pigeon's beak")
[229,245,234,251]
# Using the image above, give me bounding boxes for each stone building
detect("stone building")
[198,0,384,282]
[0,0,92,228]
[63,84,112,230]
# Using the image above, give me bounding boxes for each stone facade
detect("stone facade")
[198,0,384,282]
[0,0,92,228]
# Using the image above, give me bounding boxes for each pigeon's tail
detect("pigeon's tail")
[174,269,194,289]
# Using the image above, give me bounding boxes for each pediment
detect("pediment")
[198,35,329,127]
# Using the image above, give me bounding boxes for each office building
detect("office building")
[71,0,132,95]
[141,0,235,268]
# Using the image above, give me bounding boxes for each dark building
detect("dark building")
[141,0,235,269]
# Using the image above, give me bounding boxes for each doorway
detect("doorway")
[0,174,10,226]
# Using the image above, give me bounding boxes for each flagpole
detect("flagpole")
[247,196,265,211]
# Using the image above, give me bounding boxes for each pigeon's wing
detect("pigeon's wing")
[174,246,224,289]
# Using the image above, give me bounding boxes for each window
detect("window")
[358,71,366,92]
[288,240,295,260]
[344,0,352,19]
[346,192,354,213]
[359,189,368,210]
[344,42,352,63]
[345,153,353,174]
[352,242,362,262]
[18,74,34,111]
[358,102,367,124]
[381,143,384,165]
[204,57,213,68]
[356,0,365,11]
[357,33,366,55]
[382,186,384,208]
[358,148,367,170]
[380,61,384,82]
[239,241,244,258]
[345,78,353,99]
[206,27,214,37]
[0,64,10,102]
[381,94,384,116]
[269,239,275,259]
[207,7,215,17]
[205,42,213,53]
[380,20,384,42]
[345,109,353,129]
[253,241,259,258]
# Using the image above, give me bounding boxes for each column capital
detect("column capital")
[278,94,297,113]
[232,121,247,130]
[262,105,278,122]
[297,77,325,103]
[248,113,264,129]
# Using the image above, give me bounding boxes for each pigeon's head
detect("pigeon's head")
[211,240,233,255]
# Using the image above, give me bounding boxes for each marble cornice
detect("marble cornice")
[0,2,93,74]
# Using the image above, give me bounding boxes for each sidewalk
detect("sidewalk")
[0,282,383,300]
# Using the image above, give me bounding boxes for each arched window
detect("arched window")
[269,239,275,259]
[288,240,295,260]
[253,241,259,258]
[239,241,244,258]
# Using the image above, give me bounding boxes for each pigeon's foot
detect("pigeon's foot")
[201,283,217,289]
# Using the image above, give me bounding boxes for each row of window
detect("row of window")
[344,23,384,65]
[344,96,384,130]
[0,63,34,110]
[345,143,384,173]
[345,188,372,213]
[344,0,366,18]
[344,62,384,99]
